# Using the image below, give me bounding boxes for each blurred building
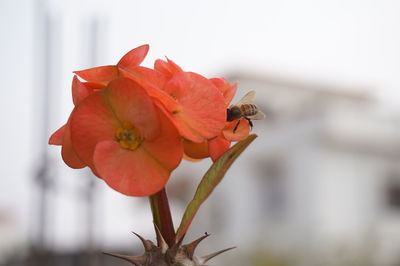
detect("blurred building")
[189,72,400,266]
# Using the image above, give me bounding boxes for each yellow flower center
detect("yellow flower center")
[170,94,181,114]
[170,93,179,102]
[115,122,142,151]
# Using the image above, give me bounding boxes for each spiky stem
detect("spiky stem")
[149,187,175,247]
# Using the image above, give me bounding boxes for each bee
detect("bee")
[226,90,265,133]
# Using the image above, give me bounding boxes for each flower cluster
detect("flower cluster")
[49,44,250,196]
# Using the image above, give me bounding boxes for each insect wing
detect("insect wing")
[247,109,266,120]
[236,90,256,105]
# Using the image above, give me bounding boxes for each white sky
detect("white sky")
[1,0,400,251]
[48,0,400,103]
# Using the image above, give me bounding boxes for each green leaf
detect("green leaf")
[175,134,257,242]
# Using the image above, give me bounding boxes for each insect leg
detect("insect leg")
[233,120,241,133]
[245,118,253,129]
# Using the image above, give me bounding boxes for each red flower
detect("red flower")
[69,78,183,196]
[50,45,151,168]
[153,58,227,142]
[160,71,226,142]
[75,48,227,143]
[73,44,180,114]
[183,78,251,161]
[49,44,246,195]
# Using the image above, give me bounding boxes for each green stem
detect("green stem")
[149,187,175,247]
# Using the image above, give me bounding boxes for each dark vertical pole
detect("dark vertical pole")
[36,12,52,254]
[31,1,62,265]
[84,18,100,266]
[31,0,52,265]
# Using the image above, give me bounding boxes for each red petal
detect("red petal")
[70,91,120,169]
[117,44,149,71]
[163,72,226,142]
[105,78,160,140]
[154,58,183,78]
[182,153,203,162]
[84,82,105,91]
[93,141,169,196]
[49,124,66,145]
[61,119,86,169]
[156,106,204,141]
[72,75,92,105]
[208,136,231,162]
[93,108,182,196]
[140,107,183,171]
[183,139,209,159]
[120,67,180,113]
[210,78,237,106]
[223,119,250,141]
[121,66,167,89]
[74,65,119,86]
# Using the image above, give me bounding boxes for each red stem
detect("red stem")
[149,187,175,247]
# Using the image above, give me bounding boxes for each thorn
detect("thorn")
[198,246,236,264]
[103,252,145,266]
[153,223,169,253]
[182,233,210,259]
[132,231,154,252]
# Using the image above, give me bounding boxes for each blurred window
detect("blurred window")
[257,157,287,221]
[385,171,400,211]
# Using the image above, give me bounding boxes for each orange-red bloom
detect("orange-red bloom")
[183,78,251,161]
[153,58,227,142]
[69,78,183,196]
[49,44,249,195]
[161,71,226,142]
[50,45,151,169]
[73,44,181,116]
[75,49,227,144]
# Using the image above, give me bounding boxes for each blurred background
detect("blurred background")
[2,0,400,265]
